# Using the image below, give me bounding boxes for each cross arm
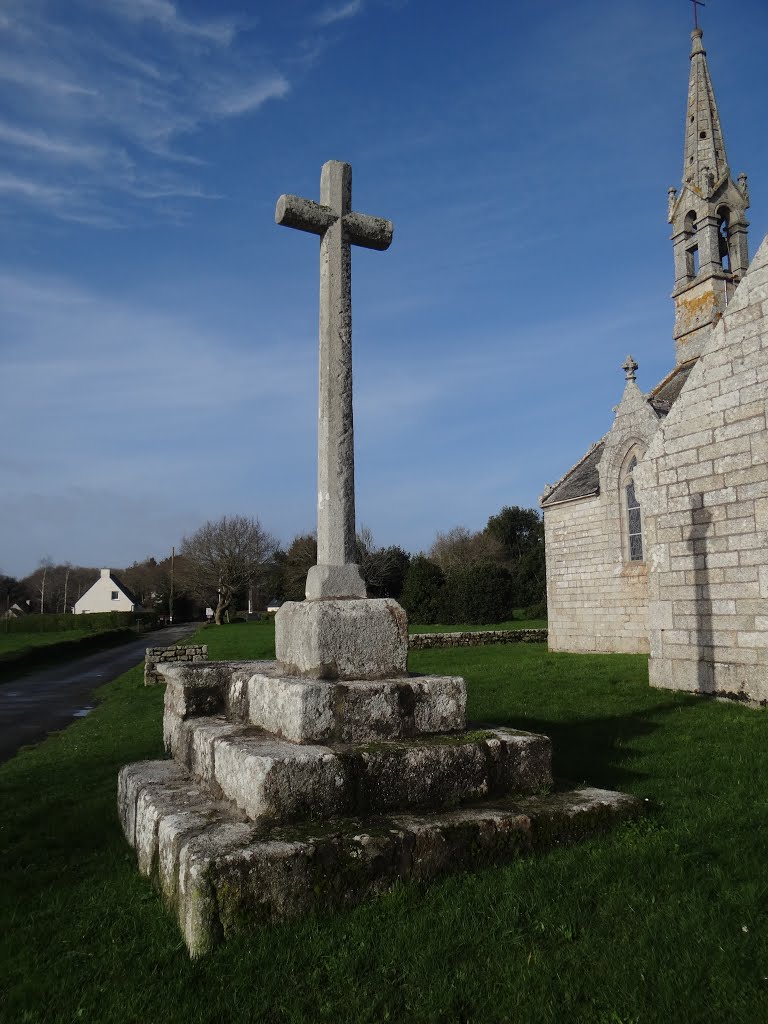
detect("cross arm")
[343,212,393,251]
[275,194,337,235]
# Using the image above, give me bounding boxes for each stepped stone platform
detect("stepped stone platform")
[118,165,643,955]
[118,658,644,956]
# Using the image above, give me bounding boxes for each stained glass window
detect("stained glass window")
[625,457,643,561]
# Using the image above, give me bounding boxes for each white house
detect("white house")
[74,569,143,615]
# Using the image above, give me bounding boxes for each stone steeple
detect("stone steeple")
[668,27,750,364]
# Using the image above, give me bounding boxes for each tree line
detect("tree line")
[1,505,545,627]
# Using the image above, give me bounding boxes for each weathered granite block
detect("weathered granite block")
[275,598,408,680]
[166,721,553,822]
[244,670,466,743]
[160,661,468,746]
[117,760,643,957]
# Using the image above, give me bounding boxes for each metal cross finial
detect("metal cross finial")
[690,0,705,30]
[622,355,639,383]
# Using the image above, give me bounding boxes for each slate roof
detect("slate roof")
[541,359,697,508]
[647,359,696,416]
[109,572,141,607]
[541,440,605,506]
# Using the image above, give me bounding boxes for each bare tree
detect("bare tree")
[429,526,504,571]
[180,515,279,625]
[21,561,95,614]
[37,557,52,614]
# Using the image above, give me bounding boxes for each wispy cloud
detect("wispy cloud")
[0,173,70,204]
[315,0,364,28]
[97,0,238,46]
[0,270,305,419]
[0,121,107,165]
[210,75,290,116]
[0,55,96,97]
[0,2,288,225]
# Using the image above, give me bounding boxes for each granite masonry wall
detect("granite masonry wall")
[637,235,768,704]
[145,644,208,686]
[544,494,650,654]
[409,629,547,650]
[543,373,660,655]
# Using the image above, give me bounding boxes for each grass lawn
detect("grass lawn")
[0,628,136,685]
[2,622,767,1024]
[0,630,98,656]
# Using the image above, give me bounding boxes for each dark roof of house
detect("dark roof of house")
[109,572,141,607]
[541,358,698,508]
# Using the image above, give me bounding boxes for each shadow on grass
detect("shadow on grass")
[475,695,699,792]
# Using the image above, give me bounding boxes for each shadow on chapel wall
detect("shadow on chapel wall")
[687,494,714,692]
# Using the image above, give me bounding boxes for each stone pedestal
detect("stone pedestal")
[161,660,466,745]
[275,598,408,680]
[118,654,644,955]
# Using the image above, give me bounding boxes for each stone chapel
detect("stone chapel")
[541,26,768,704]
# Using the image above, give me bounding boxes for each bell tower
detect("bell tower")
[667,27,750,364]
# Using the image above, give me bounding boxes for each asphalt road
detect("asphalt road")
[0,622,200,765]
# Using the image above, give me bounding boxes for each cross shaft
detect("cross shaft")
[690,0,705,30]
[276,161,393,600]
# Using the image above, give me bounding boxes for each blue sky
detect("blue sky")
[3,0,768,577]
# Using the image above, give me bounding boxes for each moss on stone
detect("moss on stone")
[353,729,493,754]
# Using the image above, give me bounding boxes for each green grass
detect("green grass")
[0,628,137,685]
[0,630,98,655]
[2,621,767,1023]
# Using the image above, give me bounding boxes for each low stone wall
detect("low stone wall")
[409,629,548,650]
[145,644,208,686]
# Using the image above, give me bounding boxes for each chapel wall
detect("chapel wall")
[544,494,649,654]
[638,237,768,704]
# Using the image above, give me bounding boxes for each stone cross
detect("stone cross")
[276,161,393,600]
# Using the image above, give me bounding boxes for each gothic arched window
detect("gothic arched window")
[717,206,731,271]
[684,211,699,278]
[623,455,644,562]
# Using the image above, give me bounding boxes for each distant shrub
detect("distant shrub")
[443,563,515,625]
[400,557,446,624]
[4,611,159,634]
[402,560,517,626]
[522,602,547,621]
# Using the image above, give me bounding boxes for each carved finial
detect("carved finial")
[738,172,750,203]
[667,185,677,221]
[622,354,638,383]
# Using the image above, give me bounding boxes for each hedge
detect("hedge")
[3,611,159,634]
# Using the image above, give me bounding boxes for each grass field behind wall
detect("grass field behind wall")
[1,621,767,1024]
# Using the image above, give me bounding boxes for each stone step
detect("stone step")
[167,717,553,823]
[118,758,644,957]
[160,661,467,745]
